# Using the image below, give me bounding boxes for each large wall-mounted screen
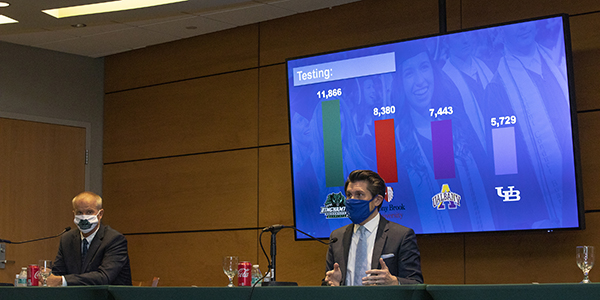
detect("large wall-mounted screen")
[287,15,583,238]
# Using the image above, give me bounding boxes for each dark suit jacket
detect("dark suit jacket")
[325,215,423,285]
[52,224,132,285]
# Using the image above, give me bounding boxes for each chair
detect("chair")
[132,277,160,287]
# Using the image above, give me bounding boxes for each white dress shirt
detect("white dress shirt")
[345,213,380,286]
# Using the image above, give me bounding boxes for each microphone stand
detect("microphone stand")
[261,225,335,286]
[267,226,284,285]
[264,226,297,286]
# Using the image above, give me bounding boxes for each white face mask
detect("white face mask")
[74,212,100,234]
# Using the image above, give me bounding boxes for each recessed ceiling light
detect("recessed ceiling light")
[0,14,17,24]
[71,23,87,28]
[0,2,9,8]
[42,0,188,18]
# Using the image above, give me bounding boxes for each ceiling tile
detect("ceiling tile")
[201,3,296,26]
[38,26,180,57]
[0,30,78,46]
[48,22,133,38]
[256,0,360,13]
[0,0,361,57]
[130,15,237,38]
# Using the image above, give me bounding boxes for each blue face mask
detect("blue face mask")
[345,197,377,224]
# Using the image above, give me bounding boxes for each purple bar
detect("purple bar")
[492,127,518,175]
[431,120,456,179]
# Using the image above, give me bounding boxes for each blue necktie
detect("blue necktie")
[353,226,369,286]
[82,239,89,267]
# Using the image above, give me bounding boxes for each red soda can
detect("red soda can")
[237,261,252,286]
[28,264,40,286]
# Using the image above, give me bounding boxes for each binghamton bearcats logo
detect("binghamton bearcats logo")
[320,192,347,219]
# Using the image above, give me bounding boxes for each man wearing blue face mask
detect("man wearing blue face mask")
[46,191,132,286]
[324,170,423,286]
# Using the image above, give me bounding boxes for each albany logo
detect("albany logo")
[320,192,347,219]
[432,184,461,210]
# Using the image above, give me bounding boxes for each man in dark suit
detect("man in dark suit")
[324,170,423,286]
[47,191,132,286]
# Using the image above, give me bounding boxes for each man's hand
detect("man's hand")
[325,262,342,286]
[362,258,398,286]
[46,274,63,287]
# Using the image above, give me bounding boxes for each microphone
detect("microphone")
[2,227,71,244]
[262,224,287,232]
[262,224,338,245]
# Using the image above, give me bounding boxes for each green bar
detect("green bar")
[321,100,344,187]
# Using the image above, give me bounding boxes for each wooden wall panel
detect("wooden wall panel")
[259,0,440,65]
[578,111,600,211]
[258,64,289,146]
[465,212,600,284]
[417,234,466,284]
[258,145,293,227]
[257,145,325,286]
[0,119,85,283]
[460,0,600,28]
[125,230,259,287]
[104,25,259,93]
[104,69,258,163]
[445,0,463,32]
[571,13,600,112]
[102,149,258,233]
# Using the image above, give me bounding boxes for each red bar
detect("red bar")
[375,119,398,183]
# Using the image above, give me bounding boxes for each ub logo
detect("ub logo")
[432,184,461,210]
[495,186,521,202]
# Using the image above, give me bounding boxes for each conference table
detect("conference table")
[1,283,599,300]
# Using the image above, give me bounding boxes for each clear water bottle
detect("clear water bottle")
[17,267,27,287]
[251,264,262,287]
[263,269,271,286]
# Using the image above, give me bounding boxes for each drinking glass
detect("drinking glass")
[576,246,594,283]
[222,256,238,287]
[38,260,53,286]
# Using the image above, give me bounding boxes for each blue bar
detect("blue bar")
[492,127,518,175]
[292,53,396,86]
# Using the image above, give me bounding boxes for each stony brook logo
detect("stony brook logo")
[384,186,394,202]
